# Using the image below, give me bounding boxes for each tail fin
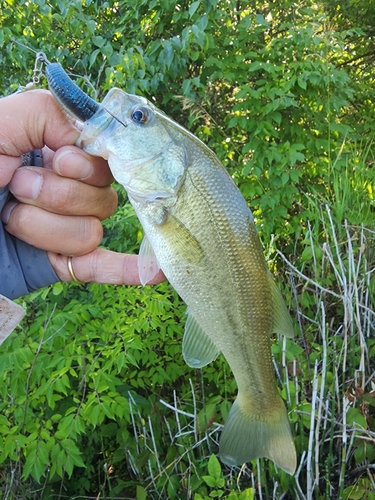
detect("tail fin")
[219,396,296,475]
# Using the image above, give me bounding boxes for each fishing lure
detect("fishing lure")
[43,54,127,128]
[39,53,99,122]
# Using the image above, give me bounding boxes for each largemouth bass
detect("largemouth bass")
[46,63,297,474]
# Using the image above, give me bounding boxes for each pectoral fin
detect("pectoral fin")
[183,310,220,368]
[165,213,204,265]
[269,274,294,338]
[138,235,161,285]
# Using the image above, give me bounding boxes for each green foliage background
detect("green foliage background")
[0,0,375,499]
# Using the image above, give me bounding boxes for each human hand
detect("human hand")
[0,89,165,291]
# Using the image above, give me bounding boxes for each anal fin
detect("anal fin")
[269,274,294,338]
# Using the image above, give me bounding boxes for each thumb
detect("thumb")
[0,89,80,187]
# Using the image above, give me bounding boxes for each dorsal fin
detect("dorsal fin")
[268,273,294,338]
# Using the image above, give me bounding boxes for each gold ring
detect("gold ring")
[67,256,84,284]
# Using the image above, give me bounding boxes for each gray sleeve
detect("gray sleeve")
[0,187,59,299]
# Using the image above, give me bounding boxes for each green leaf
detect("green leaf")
[343,485,367,500]
[54,449,67,478]
[270,111,282,125]
[239,489,255,500]
[346,408,367,429]
[102,42,114,60]
[227,493,238,499]
[22,448,37,480]
[167,474,180,500]
[281,172,289,185]
[256,13,269,25]
[92,35,105,48]
[137,486,147,500]
[89,48,100,67]
[301,246,313,262]
[203,475,218,488]
[196,403,216,433]
[196,14,208,31]
[101,422,118,437]
[207,454,222,480]
[297,74,307,89]
[182,79,192,96]
[52,281,64,295]
[101,402,116,419]
[210,490,224,498]
[64,456,74,477]
[37,442,50,468]
[189,1,200,17]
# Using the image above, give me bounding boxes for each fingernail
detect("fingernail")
[55,150,93,179]
[1,201,18,224]
[9,169,43,200]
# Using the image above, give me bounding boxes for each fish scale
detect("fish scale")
[46,65,297,474]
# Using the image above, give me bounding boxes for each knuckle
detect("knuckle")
[77,217,103,253]
[9,204,34,232]
[101,186,118,220]
[55,182,74,211]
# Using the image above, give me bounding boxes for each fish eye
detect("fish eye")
[131,106,150,125]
